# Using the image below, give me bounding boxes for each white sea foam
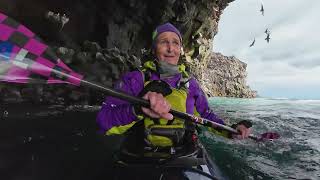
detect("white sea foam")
[307,138,320,151]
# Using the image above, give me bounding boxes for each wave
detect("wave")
[259,96,320,101]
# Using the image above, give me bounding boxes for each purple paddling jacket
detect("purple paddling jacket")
[96,70,225,134]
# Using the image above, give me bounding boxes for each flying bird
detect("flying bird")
[249,38,256,47]
[264,28,269,34]
[260,4,264,16]
[265,33,271,43]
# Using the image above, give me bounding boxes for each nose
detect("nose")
[167,44,172,52]
[166,42,174,52]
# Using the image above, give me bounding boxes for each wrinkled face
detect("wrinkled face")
[154,32,181,65]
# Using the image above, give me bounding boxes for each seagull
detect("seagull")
[260,4,264,16]
[264,28,269,34]
[249,38,255,47]
[265,33,270,43]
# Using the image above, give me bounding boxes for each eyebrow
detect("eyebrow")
[157,37,180,42]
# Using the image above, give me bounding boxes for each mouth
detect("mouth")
[164,55,175,58]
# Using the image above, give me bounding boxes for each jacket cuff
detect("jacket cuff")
[132,106,144,120]
[231,120,253,129]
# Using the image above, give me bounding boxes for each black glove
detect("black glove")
[138,80,172,97]
[134,80,172,115]
[231,120,252,129]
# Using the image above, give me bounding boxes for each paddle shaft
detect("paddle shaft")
[0,62,257,140]
[79,78,260,140]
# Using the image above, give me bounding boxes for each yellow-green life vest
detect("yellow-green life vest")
[143,80,190,147]
[106,61,200,147]
[140,61,199,147]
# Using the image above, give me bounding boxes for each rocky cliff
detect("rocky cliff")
[202,53,256,98]
[0,0,256,105]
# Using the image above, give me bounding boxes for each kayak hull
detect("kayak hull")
[102,136,227,180]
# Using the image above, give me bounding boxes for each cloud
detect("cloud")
[213,0,320,99]
[246,61,320,99]
[289,52,320,68]
[247,61,320,85]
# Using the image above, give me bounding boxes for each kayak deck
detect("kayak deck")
[110,139,223,180]
[99,122,227,180]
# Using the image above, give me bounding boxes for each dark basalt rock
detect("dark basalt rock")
[0,0,256,105]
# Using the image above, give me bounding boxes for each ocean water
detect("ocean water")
[203,97,320,180]
[0,98,319,180]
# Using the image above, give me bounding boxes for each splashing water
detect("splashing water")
[202,97,320,180]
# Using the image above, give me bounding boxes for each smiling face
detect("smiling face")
[154,32,181,65]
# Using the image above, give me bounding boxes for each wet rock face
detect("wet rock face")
[0,0,256,105]
[0,0,231,54]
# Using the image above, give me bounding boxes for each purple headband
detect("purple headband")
[152,22,182,49]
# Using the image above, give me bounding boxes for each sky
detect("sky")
[213,0,320,100]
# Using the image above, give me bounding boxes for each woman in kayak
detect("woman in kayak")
[96,22,252,146]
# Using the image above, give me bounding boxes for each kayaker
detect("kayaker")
[96,22,252,148]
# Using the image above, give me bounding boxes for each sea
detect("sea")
[204,97,320,180]
[0,97,319,180]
